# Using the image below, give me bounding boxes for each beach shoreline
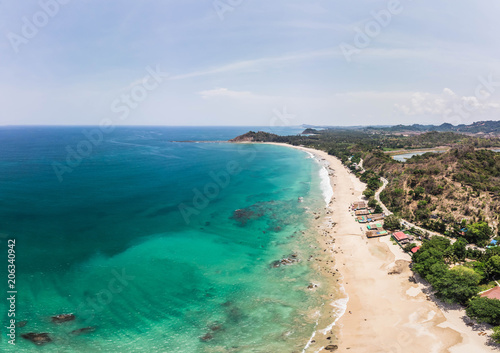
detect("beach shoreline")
[263,142,496,353]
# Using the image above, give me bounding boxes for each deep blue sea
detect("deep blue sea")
[0,126,331,352]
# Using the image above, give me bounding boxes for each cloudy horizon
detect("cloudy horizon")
[1,1,500,126]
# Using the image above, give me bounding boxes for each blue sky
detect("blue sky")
[1,0,500,126]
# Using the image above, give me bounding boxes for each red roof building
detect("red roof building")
[392,231,409,242]
[480,286,500,300]
[411,246,421,254]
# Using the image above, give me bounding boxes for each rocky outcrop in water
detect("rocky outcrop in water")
[200,322,224,343]
[21,333,52,345]
[271,254,299,267]
[71,327,96,335]
[229,131,278,142]
[16,320,27,328]
[51,314,75,323]
[232,208,262,225]
[200,333,213,342]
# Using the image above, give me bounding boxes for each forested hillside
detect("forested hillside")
[230,130,500,241]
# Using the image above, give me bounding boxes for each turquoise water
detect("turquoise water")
[0,127,328,352]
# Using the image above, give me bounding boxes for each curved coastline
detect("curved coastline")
[262,142,496,353]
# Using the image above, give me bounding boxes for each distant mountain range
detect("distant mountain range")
[301,120,500,135]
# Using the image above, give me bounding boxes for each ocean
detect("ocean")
[0,126,335,352]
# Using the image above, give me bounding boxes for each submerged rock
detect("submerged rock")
[271,254,299,268]
[307,283,318,290]
[209,323,222,332]
[200,333,213,342]
[71,327,96,335]
[51,314,75,323]
[21,333,52,345]
[16,320,27,328]
[232,209,254,224]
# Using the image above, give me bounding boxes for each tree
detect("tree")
[413,247,447,277]
[384,215,401,231]
[451,237,468,261]
[363,188,375,199]
[426,236,452,251]
[367,177,381,191]
[428,266,481,304]
[492,326,500,344]
[467,222,493,245]
[412,236,453,277]
[417,200,428,208]
[486,255,500,278]
[403,243,417,253]
[413,186,425,200]
[466,297,500,326]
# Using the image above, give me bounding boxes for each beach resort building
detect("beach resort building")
[367,223,383,231]
[392,231,410,245]
[480,286,500,300]
[356,216,368,223]
[352,201,367,210]
[366,230,389,238]
[367,214,385,221]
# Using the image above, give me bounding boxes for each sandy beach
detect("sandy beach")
[266,143,497,353]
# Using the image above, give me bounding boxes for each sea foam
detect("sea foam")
[304,150,334,206]
[319,166,333,206]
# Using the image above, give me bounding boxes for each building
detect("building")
[356,216,367,223]
[355,210,370,216]
[367,214,385,221]
[392,231,409,244]
[480,286,500,300]
[367,223,383,231]
[367,230,389,238]
[352,201,367,210]
[410,246,421,254]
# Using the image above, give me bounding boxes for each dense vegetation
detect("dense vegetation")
[231,128,500,343]
[379,147,500,243]
[365,120,500,134]
[413,234,500,341]
[231,130,500,240]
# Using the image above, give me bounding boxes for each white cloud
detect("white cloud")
[395,88,500,124]
[169,48,339,81]
[198,88,256,99]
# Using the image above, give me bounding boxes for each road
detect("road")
[375,177,488,250]
[374,177,450,240]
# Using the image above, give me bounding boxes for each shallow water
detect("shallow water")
[0,127,332,352]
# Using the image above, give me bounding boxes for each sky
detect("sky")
[1,0,500,126]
